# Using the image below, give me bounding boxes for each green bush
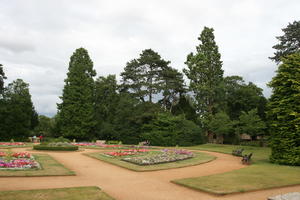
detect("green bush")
[42,136,70,143]
[33,144,78,151]
[141,113,204,146]
[106,140,122,145]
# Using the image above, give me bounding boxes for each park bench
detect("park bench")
[232,148,244,157]
[242,153,253,165]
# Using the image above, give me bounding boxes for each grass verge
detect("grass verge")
[0,186,114,200]
[84,151,215,171]
[172,144,300,195]
[0,154,75,176]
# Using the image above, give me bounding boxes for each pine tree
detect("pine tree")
[183,27,224,115]
[0,64,6,96]
[268,53,300,165]
[57,48,96,140]
[121,49,170,102]
[270,21,300,63]
[94,75,119,140]
[0,79,37,140]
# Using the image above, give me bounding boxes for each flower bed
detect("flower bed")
[0,151,40,170]
[104,149,150,157]
[122,149,194,165]
[0,142,25,146]
[72,142,123,148]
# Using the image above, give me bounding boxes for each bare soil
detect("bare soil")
[0,148,299,200]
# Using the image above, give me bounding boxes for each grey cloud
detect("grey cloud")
[1,0,300,116]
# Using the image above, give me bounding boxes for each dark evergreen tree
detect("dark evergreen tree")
[57,48,96,140]
[184,27,224,115]
[270,20,300,63]
[183,27,224,142]
[0,64,6,96]
[0,79,37,140]
[94,75,119,140]
[121,49,170,102]
[223,76,267,120]
[159,67,185,111]
[268,53,300,165]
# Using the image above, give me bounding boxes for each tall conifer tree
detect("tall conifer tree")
[184,27,224,115]
[268,53,300,165]
[57,48,96,140]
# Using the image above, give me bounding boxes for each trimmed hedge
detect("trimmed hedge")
[33,145,78,151]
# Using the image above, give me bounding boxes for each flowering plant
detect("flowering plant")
[122,149,194,165]
[0,142,25,146]
[0,152,6,157]
[0,151,40,170]
[12,152,32,158]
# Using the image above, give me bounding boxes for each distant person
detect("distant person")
[33,135,37,143]
[39,135,43,143]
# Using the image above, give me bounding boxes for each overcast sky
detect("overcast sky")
[1,0,299,116]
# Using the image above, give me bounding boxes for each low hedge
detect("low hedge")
[33,145,79,151]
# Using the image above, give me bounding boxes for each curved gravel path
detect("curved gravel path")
[0,148,299,200]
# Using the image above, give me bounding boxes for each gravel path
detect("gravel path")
[0,148,299,200]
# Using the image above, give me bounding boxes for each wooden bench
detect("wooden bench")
[242,153,253,165]
[232,148,244,157]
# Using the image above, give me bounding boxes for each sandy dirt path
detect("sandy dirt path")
[0,148,299,200]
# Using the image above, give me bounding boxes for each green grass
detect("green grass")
[173,144,300,195]
[0,154,75,176]
[85,151,215,171]
[0,186,114,200]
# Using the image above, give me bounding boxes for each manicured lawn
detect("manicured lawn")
[0,154,75,176]
[173,144,300,195]
[85,151,215,171]
[0,186,114,200]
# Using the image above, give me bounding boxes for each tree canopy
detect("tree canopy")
[270,20,300,63]
[57,48,96,140]
[268,53,300,165]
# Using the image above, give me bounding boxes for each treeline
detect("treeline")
[40,27,268,146]
[1,20,299,160]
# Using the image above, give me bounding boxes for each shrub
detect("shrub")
[106,140,122,145]
[33,144,78,151]
[141,113,204,146]
[42,136,70,143]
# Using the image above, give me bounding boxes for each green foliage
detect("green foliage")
[171,95,197,122]
[94,75,119,140]
[114,96,161,144]
[120,49,166,102]
[268,53,300,165]
[34,115,55,137]
[159,67,186,110]
[42,136,71,143]
[57,48,96,140]
[236,109,266,138]
[184,27,224,115]
[0,64,6,95]
[270,20,300,63]
[207,112,234,144]
[141,113,204,146]
[0,79,37,140]
[33,145,78,151]
[223,76,267,120]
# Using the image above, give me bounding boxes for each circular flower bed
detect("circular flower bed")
[0,151,40,170]
[33,142,79,151]
[122,149,194,165]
